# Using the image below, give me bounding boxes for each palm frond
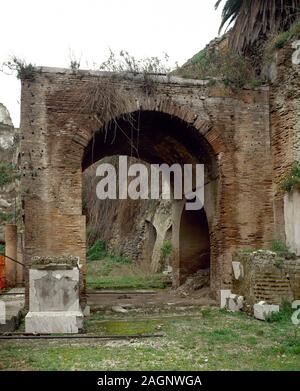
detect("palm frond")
[215,0,244,33]
[216,0,300,53]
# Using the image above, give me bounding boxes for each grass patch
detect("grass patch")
[86,240,170,290]
[266,301,294,323]
[87,274,170,290]
[274,337,300,355]
[209,328,238,343]
[264,21,300,64]
[1,309,299,370]
[175,48,262,89]
[0,243,4,255]
[87,240,107,261]
[273,21,300,50]
[236,245,294,259]
[85,317,162,335]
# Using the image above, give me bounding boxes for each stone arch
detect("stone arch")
[20,69,274,313]
[77,107,220,288]
[63,97,226,167]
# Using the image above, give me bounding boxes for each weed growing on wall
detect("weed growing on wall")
[0,163,19,187]
[99,50,171,75]
[280,161,300,192]
[0,211,14,223]
[76,51,172,157]
[87,239,132,265]
[2,56,37,80]
[99,50,171,96]
[263,20,300,65]
[161,241,172,261]
[175,48,262,89]
[271,240,290,253]
[272,21,300,50]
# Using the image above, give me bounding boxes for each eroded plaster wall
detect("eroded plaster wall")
[83,158,172,269]
[284,189,300,256]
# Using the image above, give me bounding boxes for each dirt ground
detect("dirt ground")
[87,287,217,313]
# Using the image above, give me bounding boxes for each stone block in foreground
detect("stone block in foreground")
[25,311,83,333]
[226,294,244,312]
[25,256,83,334]
[253,301,280,321]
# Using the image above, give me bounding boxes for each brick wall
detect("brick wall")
[20,68,274,299]
[233,250,300,305]
[269,41,300,241]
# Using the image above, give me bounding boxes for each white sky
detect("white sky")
[0,0,222,127]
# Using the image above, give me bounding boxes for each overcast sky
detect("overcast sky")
[0,0,222,127]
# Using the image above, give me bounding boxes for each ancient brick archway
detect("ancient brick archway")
[81,109,219,289]
[20,67,274,303]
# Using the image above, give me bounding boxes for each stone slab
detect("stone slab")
[220,289,232,308]
[0,300,5,324]
[226,294,244,312]
[232,261,244,280]
[292,40,300,65]
[0,287,25,332]
[29,268,80,312]
[254,301,280,321]
[112,305,128,314]
[25,311,84,334]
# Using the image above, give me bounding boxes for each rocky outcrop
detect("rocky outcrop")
[0,104,15,158]
[0,104,18,243]
[83,158,172,270]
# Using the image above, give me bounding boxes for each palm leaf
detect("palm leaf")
[216,0,300,53]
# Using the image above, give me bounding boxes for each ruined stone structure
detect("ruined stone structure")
[20,66,275,303]
[268,43,300,259]
[232,250,300,306]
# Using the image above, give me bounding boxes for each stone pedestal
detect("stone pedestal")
[220,289,232,308]
[25,256,83,334]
